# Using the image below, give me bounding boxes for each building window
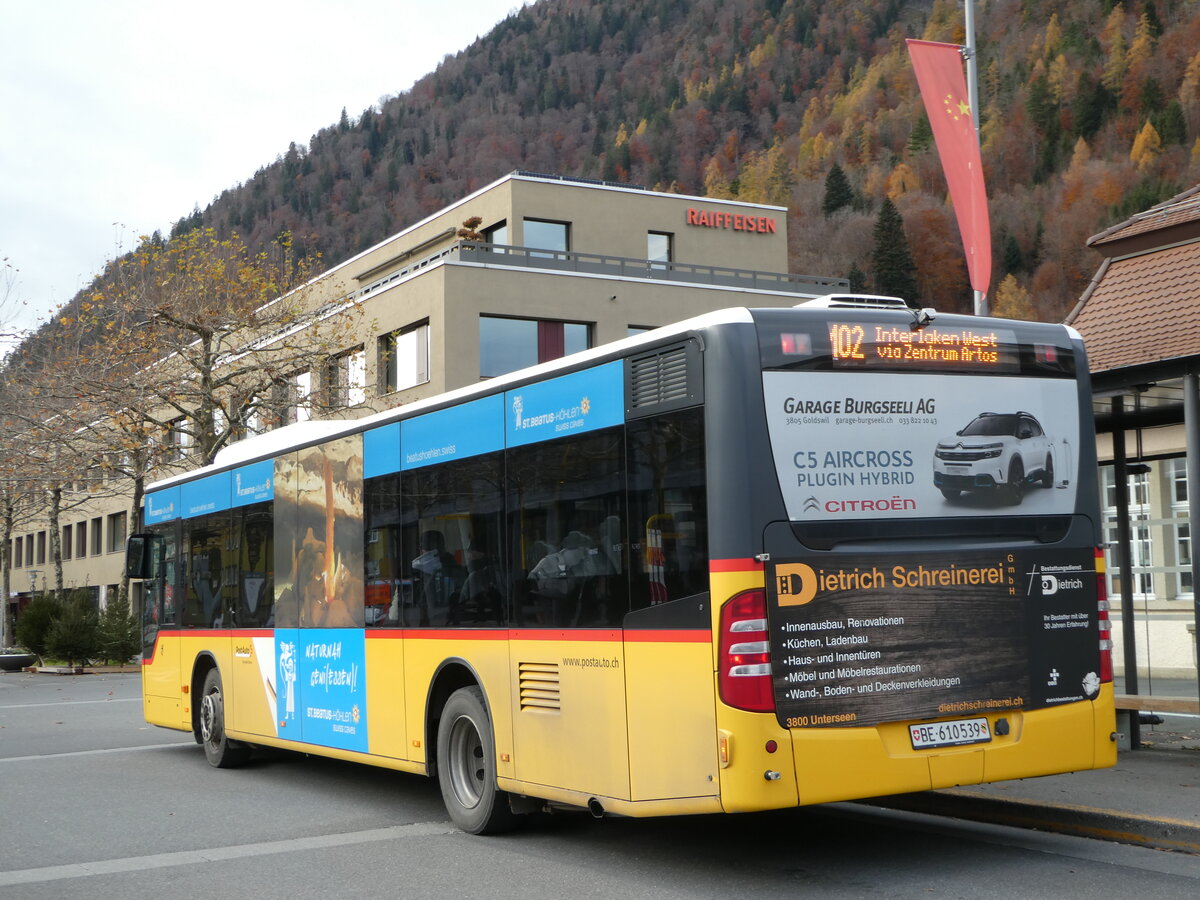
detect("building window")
[647,231,673,264]
[36,531,46,565]
[1170,458,1193,598]
[63,525,72,561]
[107,512,127,554]
[628,325,656,337]
[14,536,22,569]
[523,218,569,258]
[76,521,88,559]
[378,322,430,394]
[276,369,313,425]
[479,316,591,378]
[91,517,103,556]
[327,346,367,407]
[483,220,508,247]
[24,535,33,567]
[166,417,191,462]
[245,394,271,436]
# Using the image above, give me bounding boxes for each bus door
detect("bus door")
[507,427,630,801]
[139,527,184,722]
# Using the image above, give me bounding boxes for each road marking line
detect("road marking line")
[0,698,140,709]
[0,742,193,763]
[0,822,458,886]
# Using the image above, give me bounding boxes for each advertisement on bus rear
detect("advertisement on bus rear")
[762,372,1080,520]
[766,547,1101,728]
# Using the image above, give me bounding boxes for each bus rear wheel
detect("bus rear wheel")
[199,668,251,768]
[437,685,519,834]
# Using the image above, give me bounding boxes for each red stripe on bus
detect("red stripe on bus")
[366,629,510,641]
[710,557,763,573]
[509,629,622,642]
[151,627,709,646]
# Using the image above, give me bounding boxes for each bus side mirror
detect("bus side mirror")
[126,533,160,580]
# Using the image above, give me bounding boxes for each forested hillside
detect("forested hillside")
[62,0,1200,322]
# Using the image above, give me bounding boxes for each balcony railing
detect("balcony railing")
[354,240,847,300]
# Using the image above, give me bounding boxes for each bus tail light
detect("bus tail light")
[1096,548,1113,683]
[718,589,775,712]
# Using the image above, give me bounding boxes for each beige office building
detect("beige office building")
[6,172,845,619]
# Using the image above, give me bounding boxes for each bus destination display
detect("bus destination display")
[826,322,1020,371]
[767,547,1101,729]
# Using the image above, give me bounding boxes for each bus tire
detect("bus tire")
[199,668,251,769]
[437,685,519,834]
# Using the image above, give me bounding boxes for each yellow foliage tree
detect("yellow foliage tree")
[748,34,779,69]
[1127,12,1155,70]
[1101,6,1127,91]
[1130,120,1162,171]
[886,163,920,199]
[1044,12,1062,58]
[990,274,1037,321]
[702,158,735,199]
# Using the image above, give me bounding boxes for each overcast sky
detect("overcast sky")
[0,0,525,336]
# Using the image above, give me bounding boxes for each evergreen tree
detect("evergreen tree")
[1002,233,1024,274]
[1153,101,1187,145]
[847,262,867,293]
[98,594,141,665]
[906,115,933,154]
[14,594,62,662]
[822,164,854,217]
[47,592,99,667]
[871,197,920,302]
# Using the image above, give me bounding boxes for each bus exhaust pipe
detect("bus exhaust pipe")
[587,798,606,819]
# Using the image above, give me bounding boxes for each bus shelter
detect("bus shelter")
[1066,185,1200,746]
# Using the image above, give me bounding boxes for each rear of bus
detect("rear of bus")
[703,300,1116,811]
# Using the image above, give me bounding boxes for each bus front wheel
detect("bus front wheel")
[437,685,518,834]
[199,668,251,768]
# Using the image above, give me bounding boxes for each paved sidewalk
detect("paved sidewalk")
[870,727,1200,854]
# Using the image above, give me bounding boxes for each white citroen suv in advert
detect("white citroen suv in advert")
[933,411,1053,504]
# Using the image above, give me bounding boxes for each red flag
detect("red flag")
[906,39,992,296]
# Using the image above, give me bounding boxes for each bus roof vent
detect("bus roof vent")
[626,341,702,418]
[799,293,913,310]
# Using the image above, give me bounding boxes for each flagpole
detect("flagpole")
[964,0,987,316]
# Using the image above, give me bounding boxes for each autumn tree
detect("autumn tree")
[66,228,364,470]
[990,274,1037,321]
[41,228,366,605]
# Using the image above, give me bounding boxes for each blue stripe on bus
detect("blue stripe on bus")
[232,459,274,507]
[364,422,401,478]
[180,470,231,518]
[144,486,180,524]
[401,394,504,470]
[504,361,624,448]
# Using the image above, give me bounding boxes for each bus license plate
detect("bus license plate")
[909,717,991,750]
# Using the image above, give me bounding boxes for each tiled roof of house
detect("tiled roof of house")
[1066,185,1200,373]
[1088,185,1200,247]
[1068,241,1200,372]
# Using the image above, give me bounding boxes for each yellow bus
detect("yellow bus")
[128,296,1116,833]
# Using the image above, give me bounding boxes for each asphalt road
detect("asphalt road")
[1,671,1198,899]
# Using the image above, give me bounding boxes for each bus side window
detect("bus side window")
[508,428,626,628]
[627,407,708,610]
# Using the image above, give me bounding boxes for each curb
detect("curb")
[867,790,1200,855]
